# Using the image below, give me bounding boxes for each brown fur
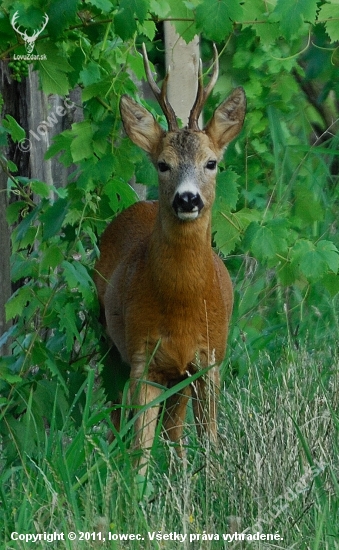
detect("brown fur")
[94,86,246,473]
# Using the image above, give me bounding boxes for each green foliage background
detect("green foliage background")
[0,0,339,541]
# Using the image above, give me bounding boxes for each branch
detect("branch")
[293,68,339,134]
[0,157,35,207]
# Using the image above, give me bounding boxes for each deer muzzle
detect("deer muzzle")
[173,190,204,221]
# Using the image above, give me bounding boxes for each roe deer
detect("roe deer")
[94,44,246,472]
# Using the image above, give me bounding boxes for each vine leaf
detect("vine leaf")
[36,43,73,96]
[196,0,242,42]
[213,208,259,256]
[319,2,339,43]
[291,240,339,282]
[2,115,25,142]
[114,0,148,40]
[215,169,239,212]
[48,0,78,39]
[244,219,289,261]
[270,0,318,39]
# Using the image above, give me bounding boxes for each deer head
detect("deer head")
[11,11,49,54]
[120,44,246,224]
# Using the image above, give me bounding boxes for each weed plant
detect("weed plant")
[1,341,338,549]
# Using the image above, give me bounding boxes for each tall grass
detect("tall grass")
[1,343,338,549]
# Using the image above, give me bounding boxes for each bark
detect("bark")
[0,161,11,355]
[0,61,29,355]
[0,62,82,356]
[164,23,200,126]
[27,67,81,191]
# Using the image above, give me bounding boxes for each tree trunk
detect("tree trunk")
[0,163,11,355]
[164,23,200,126]
[0,61,29,356]
[0,63,82,355]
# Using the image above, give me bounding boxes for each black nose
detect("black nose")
[173,191,204,214]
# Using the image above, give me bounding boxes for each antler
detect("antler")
[32,13,49,39]
[188,44,219,131]
[141,43,179,132]
[11,11,27,39]
[11,11,48,43]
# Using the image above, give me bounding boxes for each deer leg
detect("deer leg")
[192,365,220,443]
[163,384,191,457]
[129,364,163,475]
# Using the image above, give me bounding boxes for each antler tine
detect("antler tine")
[31,13,49,37]
[141,43,179,132]
[11,11,25,38]
[40,13,49,32]
[188,43,219,131]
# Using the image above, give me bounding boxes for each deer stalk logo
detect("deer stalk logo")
[11,11,49,54]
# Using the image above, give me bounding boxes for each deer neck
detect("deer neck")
[147,208,214,302]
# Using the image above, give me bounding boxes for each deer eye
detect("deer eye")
[206,160,217,170]
[158,161,170,173]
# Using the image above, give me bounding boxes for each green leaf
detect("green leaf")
[104,179,138,212]
[68,47,86,88]
[48,0,78,39]
[299,250,328,281]
[40,198,69,240]
[79,62,102,86]
[6,201,27,225]
[167,0,198,43]
[135,150,158,186]
[196,0,242,42]
[5,286,32,321]
[138,20,156,41]
[30,180,53,199]
[0,365,22,384]
[15,205,41,242]
[316,240,339,274]
[40,245,64,273]
[213,207,258,256]
[290,239,337,282]
[322,273,339,297]
[114,10,137,40]
[215,169,239,211]
[92,153,115,182]
[271,0,318,39]
[125,0,148,22]
[57,301,81,352]
[278,261,300,286]
[241,0,280,44]
[81,77,112,101]
[319,3,339,43]
[2,115,25,142]
[294,182,324,225]
[36,43,73,96]
[45,131,73,166]
[114,0,148,40]
[128,52,149,81]
[70,121,94,162]
[244,219,289,261]
[7,159,18,172]
[112,138,139,181]
[149,0,171,18]
[87,0,113,13]
[62,261,96,306]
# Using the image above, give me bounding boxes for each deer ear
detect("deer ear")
[205,87,246,155]
[120,95,164,155]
